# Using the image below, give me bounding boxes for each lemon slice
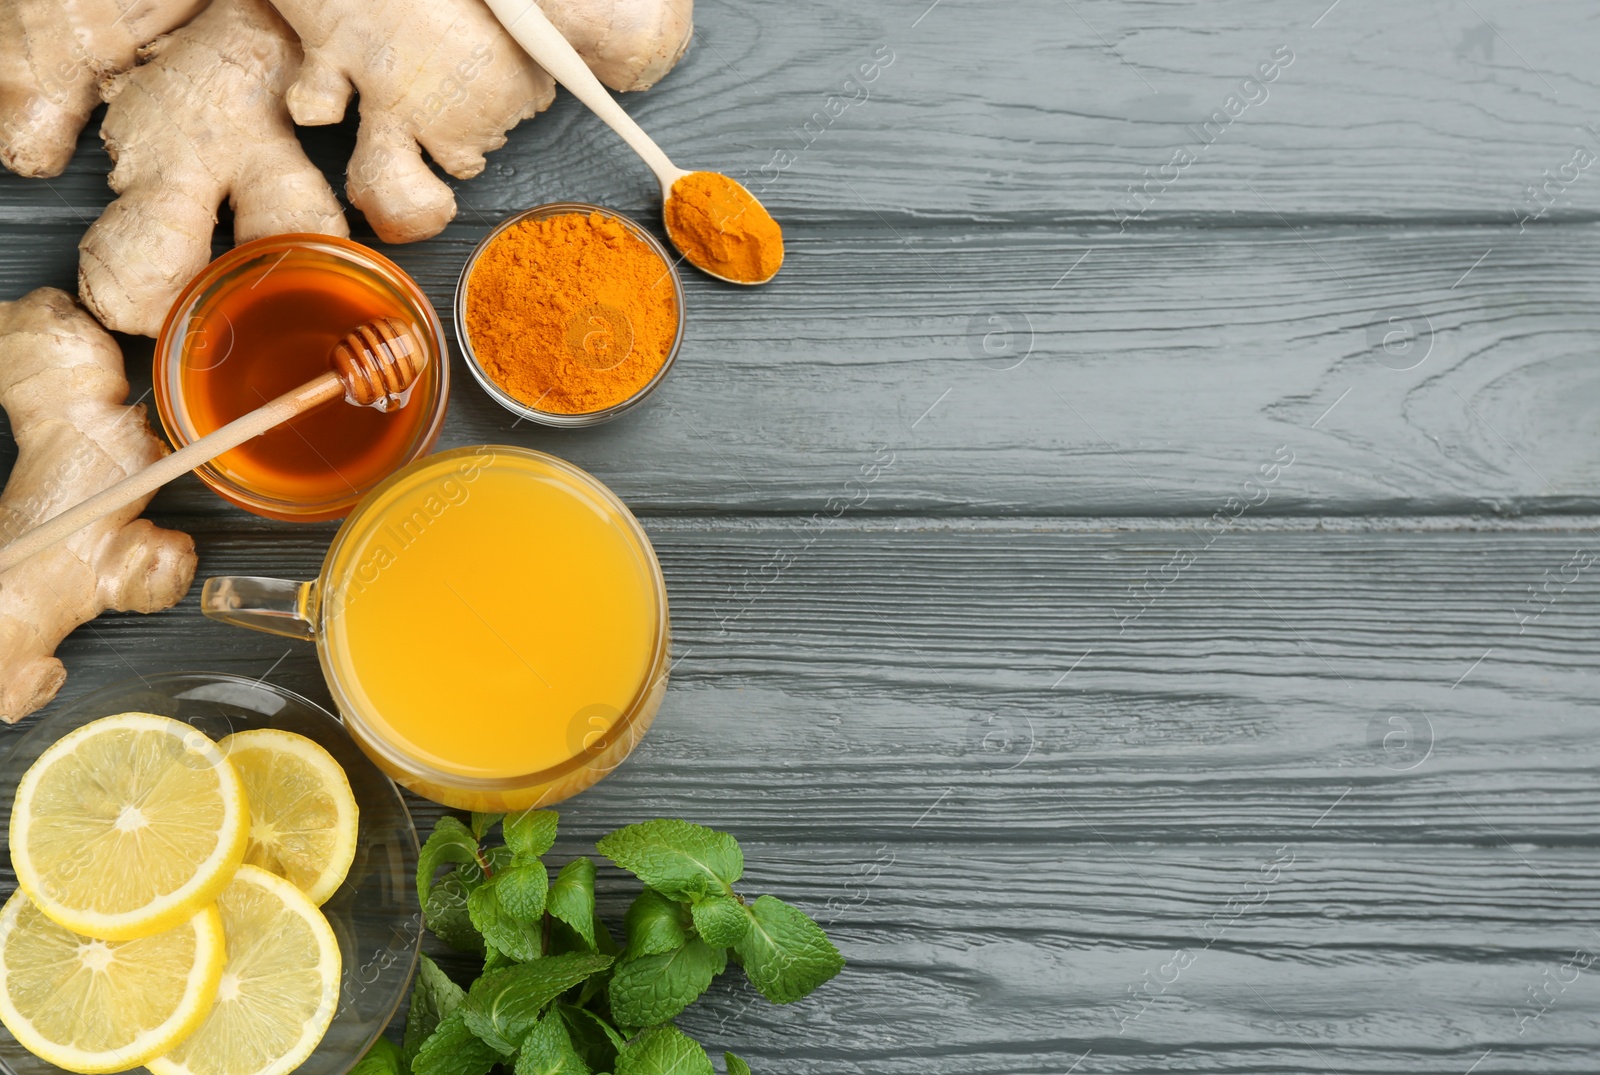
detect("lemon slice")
[10,713,248,941]
[0,891,224,1074]
[220,730,359,906]
[147,865,341,1075]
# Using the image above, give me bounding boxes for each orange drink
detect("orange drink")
[201,447,669,809]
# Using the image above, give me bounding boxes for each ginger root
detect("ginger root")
[271,0,693,243]
[272,0,555,244]
[541,0,694,93]
[79,0,348,337]
[0,288,196,722]
[0,0,209,178]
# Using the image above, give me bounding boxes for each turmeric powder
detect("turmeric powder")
[664,171,784,284]
[464,210,680,415]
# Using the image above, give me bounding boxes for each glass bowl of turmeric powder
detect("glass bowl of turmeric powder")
[454,203,685,427]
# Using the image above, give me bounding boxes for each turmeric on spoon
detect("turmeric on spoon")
[479,0,786,284]
[664,171,785,285]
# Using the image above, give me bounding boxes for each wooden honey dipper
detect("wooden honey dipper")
[0,317,424,574]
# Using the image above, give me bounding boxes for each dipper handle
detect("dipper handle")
[0,318,424,574]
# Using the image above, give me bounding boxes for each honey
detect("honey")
[156,236,448,522]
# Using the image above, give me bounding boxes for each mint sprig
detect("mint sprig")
[412,1008,499,1075]
[417,817,480,905]
[468,881,542,962]
[688,896,749,948]
[608,937,725,1027]
[402,955,466,1068]
[464,954,613,1054]
[547,858,598,950]
[622,888,690,958]
[595,820,743,901]
[504,810,560,860]
[423,872,482,955]
[367,814,842,1075]
[513,1011,590,1075]
[615,1025,713,1075]
[731,895,845,1004]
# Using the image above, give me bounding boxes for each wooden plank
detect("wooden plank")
[15,521,1598,1071]
[16,523,1598,843]
[0,219,1591,517]
[0,1,1596,224]
[672,843,1600,1074]
[397,840,1600,1074]
[0,1,1591,1069]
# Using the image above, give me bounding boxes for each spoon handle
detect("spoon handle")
[484,0,689,193]
[0,373,344,575]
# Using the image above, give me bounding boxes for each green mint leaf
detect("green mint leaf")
[597,820,743,901]
[418,817,479,905]
[572,950,610,1008]
[512,1010,591,1075]
[461,952,613,1054]
[607,938,727,1028]
[570,916,617,1006]
[467,878,541,962]
[547,858,598,950]
[403,955,467,1069]
[412,1008,499,1075]
[484,942,516,974]
[614,1025,714,1075]
[352,1035,403,1075]
[496,862,549,923]
[424,871,484,954]
[623,887,692,958]
[556,1004,625,1073]
[484,844,516,876]
[549,920,592,958]
[724,1053,752,1075]
[690,895,750,947]
[505,810,560,861]
[595,916,619,956]
[732,895,844,1004]
[471,813,505,840]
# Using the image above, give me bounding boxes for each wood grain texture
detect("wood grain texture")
[4,220,1599,517]
[8,524,1599,1071]
[3,0,1600,224]
[401,842,1600,1075]
[0,0,1596,1071]
[42,523,1600,840]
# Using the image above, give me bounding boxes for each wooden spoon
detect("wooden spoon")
[0,318,424,574]
[483,0,783,285]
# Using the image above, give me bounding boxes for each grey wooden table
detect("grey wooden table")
[3,1,1599,1072]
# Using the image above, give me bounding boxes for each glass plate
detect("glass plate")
[0,672,421,1075]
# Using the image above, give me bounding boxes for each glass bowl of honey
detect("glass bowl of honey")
[200,446,670,811]
[155,235,450,522]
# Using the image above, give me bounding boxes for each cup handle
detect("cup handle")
[201,576,317,641]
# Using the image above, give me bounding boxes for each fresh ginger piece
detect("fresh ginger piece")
[270,0,693,243]
[0,288,196,722]
[272,0,555,243]
[0,0,208,178]
[79,0,348,337]
[542,0,695,93]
